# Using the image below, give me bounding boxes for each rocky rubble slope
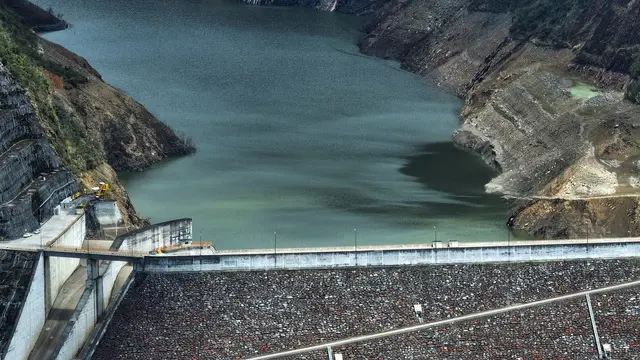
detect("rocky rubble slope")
[356,0,640,238]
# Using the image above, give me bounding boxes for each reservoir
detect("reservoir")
[37,0,510,249]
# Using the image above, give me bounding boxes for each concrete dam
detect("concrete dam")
[0,196,640,359]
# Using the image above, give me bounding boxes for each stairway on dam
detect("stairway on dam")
[0,63,77,239]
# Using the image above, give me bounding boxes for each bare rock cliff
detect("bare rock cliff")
[358,0,640,238]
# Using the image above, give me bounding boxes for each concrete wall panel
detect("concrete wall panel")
[142,242,640,272]
[113,218,192,254]
[47,214,85,310]
[5,252,45,360]
[100,261,126,310]
[55,288,96,360]
[94,201,122,226]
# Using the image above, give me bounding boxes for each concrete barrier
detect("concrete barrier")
[45,213,86,311]
[53,286,96,360]
[140,241,640,272]
[111,218,192,254]
[99,260,126,310]
[5,252,46,360]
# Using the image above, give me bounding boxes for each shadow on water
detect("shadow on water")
[399,142,509,217]
[321,142,511,229]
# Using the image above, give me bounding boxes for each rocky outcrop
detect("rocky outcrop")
[40,40,195,172]
[0,139,60,204]
[357,0,640,238]
[0,3,194,232]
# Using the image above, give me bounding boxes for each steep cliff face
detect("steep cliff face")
[40,40,195,172]
[0,62,78,238]
[357,0,640,238]
[0,4,194,234]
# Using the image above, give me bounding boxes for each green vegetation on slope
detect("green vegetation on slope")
[0,5,100,173]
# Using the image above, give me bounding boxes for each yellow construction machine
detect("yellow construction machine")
[95,182,110,199]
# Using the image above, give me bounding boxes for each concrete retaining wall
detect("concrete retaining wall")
[46,213,85,311]
[99,260,126,310]
[141,241,640,272]
[5,252,46,360]
[93,201,121,226]
[112,218,192,254]
[54,286,96,360]
[0,170,78,239]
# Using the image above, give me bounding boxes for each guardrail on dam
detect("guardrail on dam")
[138,239,640,272]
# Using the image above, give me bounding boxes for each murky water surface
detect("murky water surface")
[38,0,509,249]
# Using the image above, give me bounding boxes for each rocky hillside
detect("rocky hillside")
[358,0,640,238]
[0,3,194,236]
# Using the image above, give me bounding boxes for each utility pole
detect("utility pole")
[508,228,511,262]
[433,226,437,242]
[274,231,277,269]
[354,228,358,266]
[586,225,590,256]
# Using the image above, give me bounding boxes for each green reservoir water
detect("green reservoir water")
[37,0,510,249]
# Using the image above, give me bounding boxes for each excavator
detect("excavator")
[95,182,110,198]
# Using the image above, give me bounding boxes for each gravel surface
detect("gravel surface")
[92,259,640,359]
[593,288,640,358]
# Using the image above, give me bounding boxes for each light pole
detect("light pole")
[586,225,590,255]
[354,229,358,266]
[507,227,511,262]
[274,231,277,269]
